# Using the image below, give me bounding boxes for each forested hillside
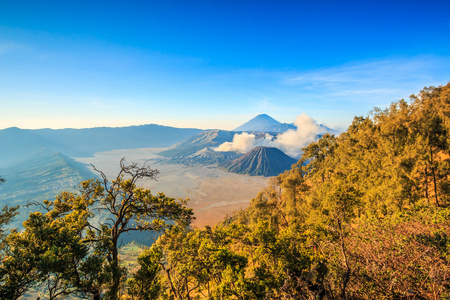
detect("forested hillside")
[133,84,450,299]
[1,84,450,299]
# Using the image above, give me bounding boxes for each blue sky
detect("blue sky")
[1,0,450,131]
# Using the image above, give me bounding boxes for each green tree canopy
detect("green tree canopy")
[0,159,193,300]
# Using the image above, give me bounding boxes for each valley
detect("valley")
[74,148,270,228]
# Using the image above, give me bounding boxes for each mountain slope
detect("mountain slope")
[221,146,297,176]
[0,148,96,228]
[158,130,237,158]
[233,114,296,133]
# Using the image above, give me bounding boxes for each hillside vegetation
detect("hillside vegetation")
[132,84,450,299]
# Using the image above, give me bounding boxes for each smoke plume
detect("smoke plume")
[215,113,322,158]
[216,132,275,153]
[274,113,320,157]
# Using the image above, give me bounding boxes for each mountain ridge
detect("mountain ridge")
[0,124,203,166]
[0,148,96,229]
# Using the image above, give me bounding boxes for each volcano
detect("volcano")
[233,114,296,133]
[221,146,297,176]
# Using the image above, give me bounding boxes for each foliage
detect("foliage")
[0,159,193,300]
[347,207,450,298]
[137,84,450,299]
[127,246,162,300]
[0,205,19,253]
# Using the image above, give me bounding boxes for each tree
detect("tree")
[0,177,19,255]
[0,159,194,300]
[0,206,19,251]
[84,159,194,299]
[410,86,450,207]
[127,246,163,300]
[0,210,89,300]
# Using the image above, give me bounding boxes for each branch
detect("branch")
[87,223,101,233]
[119,224,165,234]
[26,200,50,212]
[90,163,108,184]
[92,206,113,213]
[120,158,159,181]
[106,217,116,226]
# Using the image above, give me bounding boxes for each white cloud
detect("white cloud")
[275,114,319,154]
[216,132,261,153]
[283,56,450,104]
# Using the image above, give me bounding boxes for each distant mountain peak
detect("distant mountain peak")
[253,113,278,121]
[242,114,280,125]
[233,114,295,133]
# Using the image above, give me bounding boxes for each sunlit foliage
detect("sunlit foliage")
[1,84,450,299]
[146,84,450,299]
